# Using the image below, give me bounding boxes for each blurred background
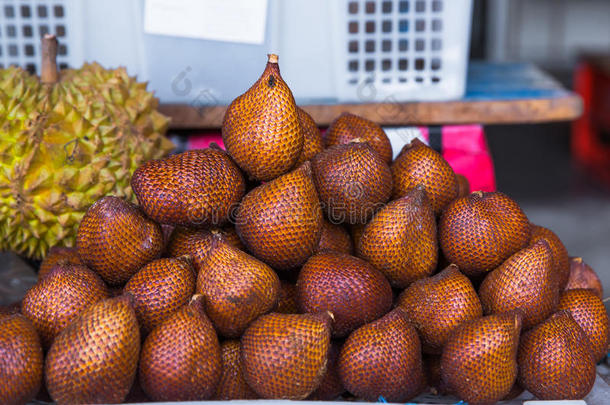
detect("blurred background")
[0,0,609,300]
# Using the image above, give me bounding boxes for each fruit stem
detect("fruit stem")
[267,54,279,64]
[41,34,59,84]
[471,190,484,198]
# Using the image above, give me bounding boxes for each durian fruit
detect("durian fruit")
[0,34,173,259]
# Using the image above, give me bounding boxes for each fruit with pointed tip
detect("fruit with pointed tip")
[241,312,332,399]
[138,295,221,401]
[131,148,245,227]
[325,112,393,164]
[338,308,425,402]
[530,224,570,289]
[479,240,559,329]
[21,263,110,348]
[557,288,609,362]
[391,138,458,214]
[312,142,392,224]
[296,251,392,337]
[222,54,303,181]
[124,256,196,335]
[235,162,323,270]
[356,185,437,288]
[518,310,596,400]
[76,196,163,285]
[45,295,140,405]
[397,264,482,354]
[439,191,530,277]
[565,257,603,298]
[441,312,522,405]
[196,237,280,337]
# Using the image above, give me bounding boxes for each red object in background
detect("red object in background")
[572,56,610,185]
[188,124,496,193]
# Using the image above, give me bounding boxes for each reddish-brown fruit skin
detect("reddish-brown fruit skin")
[124,257,196,335]
[357,186,437,288]
[318,219,353,254]
[213,340,259,400]
[294,107,324,167]
[456,174,470,197]
[480,240,559,330]
[235,162,323,270]
[308,341,345,400]
[222,57,303,181]
[139,296,221,401]
[439,191,530,276]
[338,308,425,403]
[38,246,83,280]
[530,224,570,290]
[132,148,245,226]
[76,196,163,285]
[325,112,393,164]
[391,138,458,214]
[312,142,392,224]
[241,312,332,399]
[565,257,603,298]
[296,252,393,338]
[0,314,43,405]
[45,295,141,405]
[275,281,298,314]
[21,264,110,349]
[441,312,522,405]
[557,288,610,362]
[397,264,483,354]
[196,238,280,337]
[518,311,596,400]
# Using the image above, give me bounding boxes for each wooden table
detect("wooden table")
[159,62,582,129]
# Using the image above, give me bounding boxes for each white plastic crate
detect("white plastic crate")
[0,0,472,104]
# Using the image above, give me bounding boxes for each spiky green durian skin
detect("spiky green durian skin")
[0,63,173,259]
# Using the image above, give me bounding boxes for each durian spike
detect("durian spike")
[41,34,59,84]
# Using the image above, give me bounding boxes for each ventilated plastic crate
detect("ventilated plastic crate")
[0,0,472,104]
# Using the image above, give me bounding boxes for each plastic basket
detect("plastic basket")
[0,0,472,104]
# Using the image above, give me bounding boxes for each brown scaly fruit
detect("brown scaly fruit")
[241,312,332,399]
[132,148,245,227]
[441,312,522,405]
[518,310,596,400]
[312,142,392,224]
[338,308,425,402]
[196,236,280,337]
[21,264,110,348]
[391,138,458,214]
[557,288,609,362]
[565,257,603,298]
[439,191,530,277]
[45,295,140,405]
[397,264,482,354]
[275,281,298,314]
[139,295,221,401]
[222,54,303,181]
[325,112,393,164]
[235,162,323,270]
[76,196,163,285]
[317,219,353,254]
[214,340,259,400]
[38,246,83,280]
[167,226,244,272]
[124,257,196,335]
[479,240,558,329]
[530,224,570,289]
[308,341,345,400]
[293,107,324,166]
[356,185,437,288]
[456,174,470,197]
[296,252,392,338]
[0,314,43,405]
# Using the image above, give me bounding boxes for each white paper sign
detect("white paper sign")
[144,0,268,44]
